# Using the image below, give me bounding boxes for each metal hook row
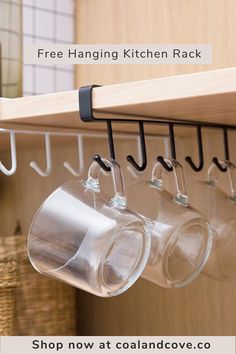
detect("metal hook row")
[158,124,229,173]
[90,119,232,174]
[0,128,145,176]
[0,129,85,177]
[1,127,230,177]
[79,85,235,174]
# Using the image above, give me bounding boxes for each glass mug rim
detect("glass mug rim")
[28,158,151,297]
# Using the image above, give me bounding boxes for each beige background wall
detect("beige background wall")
[75,0,236,85]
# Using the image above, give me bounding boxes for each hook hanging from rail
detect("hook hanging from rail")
[63,134,85,177]
[185,126,204,171]
[30,133,52,177]
[212,127,229,172]
[0,130,17,176]
[93,121,115,172]
[79,84,236,176]
[157,123,175,172]
[127,122,147,171]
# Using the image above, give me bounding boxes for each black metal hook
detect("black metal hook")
[212,157,227,172]
[157,123,176,171]
[185,126,204,171]
[126,122,147,171]
[93,154,111,172]
[156,156,173,171]
[212,127,229,172]
[93,120,115,172]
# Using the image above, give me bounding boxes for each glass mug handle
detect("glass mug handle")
[151,158,188,206]
[207,160,236,200]
[85,158,127,208]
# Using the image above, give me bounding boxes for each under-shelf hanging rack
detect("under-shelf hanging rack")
[79,85,236,173]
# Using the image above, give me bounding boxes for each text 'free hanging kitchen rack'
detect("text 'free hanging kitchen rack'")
[79,84,236,173]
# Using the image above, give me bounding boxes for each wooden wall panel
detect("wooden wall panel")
[75,0,236,86]
[74,0,236,335]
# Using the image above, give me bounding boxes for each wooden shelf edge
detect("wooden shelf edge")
[1,67,236,133]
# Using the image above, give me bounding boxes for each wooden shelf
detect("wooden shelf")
[1,67,236,135]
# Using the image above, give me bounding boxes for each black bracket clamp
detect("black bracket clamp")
[79,85,114,171]
[79,85,101,122]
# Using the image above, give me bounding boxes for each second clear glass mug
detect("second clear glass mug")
[28,159,151,297]
[188,160,236,280]
[126,158,212,288]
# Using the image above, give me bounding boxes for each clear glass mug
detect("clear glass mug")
[126,158,212,288]
[188,160,236,280]
[28,159,151,297]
